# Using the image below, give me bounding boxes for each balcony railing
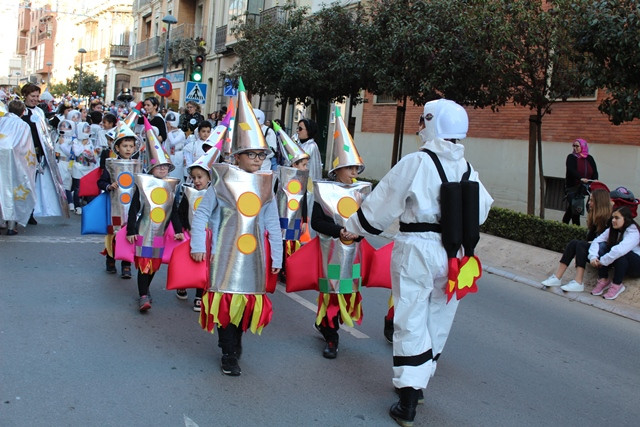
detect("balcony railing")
[215,25,227,53]
[110,44,130,58]
[129,36,160,61]
[169,23,207,42]
[260,6,287,24]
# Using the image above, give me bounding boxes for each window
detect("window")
[374,94,397,105]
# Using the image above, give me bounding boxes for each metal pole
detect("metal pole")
[161,23,172,109]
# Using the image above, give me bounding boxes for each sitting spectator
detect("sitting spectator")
[588,206,640,300]
[542,189,612,292]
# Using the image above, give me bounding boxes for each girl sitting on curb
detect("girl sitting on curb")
[542,189,612,292]
[588,206,640,300]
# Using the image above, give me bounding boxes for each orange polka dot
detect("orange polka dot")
[120,193,131,204]
[118,172,134,188]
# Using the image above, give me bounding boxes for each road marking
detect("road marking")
[0,235,104,244]
[276,284,369,339]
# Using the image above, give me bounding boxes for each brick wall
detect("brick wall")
[361,91,640,145]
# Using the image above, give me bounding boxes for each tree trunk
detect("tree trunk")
[536,113,545,218]
[527,115,537,215]
[391,96,407,168]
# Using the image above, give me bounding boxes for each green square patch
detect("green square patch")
[327,264,341,280]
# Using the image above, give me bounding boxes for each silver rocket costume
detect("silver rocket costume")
[314,180,371,294]
[276,166,309,241]
[181,184,207,228]
[133,174,179,259]
[105,158,142,232]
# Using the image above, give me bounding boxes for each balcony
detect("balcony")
[260,6,287,24]
[130,36,160,62]
[110,44,130,58]
[169,23,206,42]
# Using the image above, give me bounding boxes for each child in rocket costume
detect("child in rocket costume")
[97,124,142,278]
[346,99,493,426]
[310,107,369,359]
[272,121,310,263]
[174,129,223,310]
[126,116,183,312]
[190,78,282,377]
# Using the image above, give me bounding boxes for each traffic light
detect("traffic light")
[191,55,204,82]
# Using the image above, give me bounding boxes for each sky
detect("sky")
[0,0,20,79]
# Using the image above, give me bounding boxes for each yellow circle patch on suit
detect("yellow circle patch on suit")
[120,193,131,204]
[337,196,359,218]
[118,172,134,189]
[150,187,169,205]
[287,179,302,194]
[288,199,300,211]
[237,192,261,217]
[194,196,203,211]
[237,233,257,254]
[150,207,166,224]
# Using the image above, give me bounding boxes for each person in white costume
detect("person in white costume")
[163,111,185,180]
[346,99,493,426]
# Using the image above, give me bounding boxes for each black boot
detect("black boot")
[323,340,338,359]
[389,387,420,426]
[106,256,117,274]
[395,387,424,404]
[384,317,394,343]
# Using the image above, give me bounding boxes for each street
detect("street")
[1,216,639,426]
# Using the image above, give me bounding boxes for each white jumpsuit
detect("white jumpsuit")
[346,137,493,390]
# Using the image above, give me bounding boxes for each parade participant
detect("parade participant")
[69,122,98,215]
[164,111,185,180]
[252,108,278,171]
[296,118,322,182]
[190,78,282,376]
[346,99,493,426]
[182,121,212,174]
[175,143,220,310]
[310,107,369,359]
[55,119,75,210]
[272,120,310,279]
[21,83,68,222]
[97,125,141,278]
[126,116,183,312]
[49,101,73,132]
[0,100,36,235]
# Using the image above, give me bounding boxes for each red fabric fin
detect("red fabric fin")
[285,237,320,292]
[360,239,394,289]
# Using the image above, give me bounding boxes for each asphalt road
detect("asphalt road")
[1,216,639,426]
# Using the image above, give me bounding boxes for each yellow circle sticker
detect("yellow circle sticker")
[288,199,300,211]
[150,207,166,224]
[194,196,203,211]
[237,192,261,217]
[150,187,168,205]
[337,196,359,218]
[237,234,257,254]
[287,179,302,194]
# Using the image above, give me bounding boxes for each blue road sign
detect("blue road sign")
[185,81,207,105]
[224,79,238,97]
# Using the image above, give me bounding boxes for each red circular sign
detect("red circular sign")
[154,78,173,97]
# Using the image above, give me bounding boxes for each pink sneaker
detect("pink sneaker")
[603,283,625,300]
[591,279,610,296]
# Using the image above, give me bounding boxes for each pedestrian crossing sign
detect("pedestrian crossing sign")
[185,81,207,105]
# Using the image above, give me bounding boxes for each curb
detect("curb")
[484,265,640,323]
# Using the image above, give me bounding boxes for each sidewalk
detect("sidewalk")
[478,233,640,322]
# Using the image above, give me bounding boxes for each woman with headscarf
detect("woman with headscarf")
[563,138,598,225]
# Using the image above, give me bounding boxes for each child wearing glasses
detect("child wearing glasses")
[189,79,282,376]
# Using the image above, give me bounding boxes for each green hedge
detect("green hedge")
[480,207,587,253]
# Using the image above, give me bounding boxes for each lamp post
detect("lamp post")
[78,48,87,105]
[15,71,21,87]
[161,14,177,108]
[46,62,52,87]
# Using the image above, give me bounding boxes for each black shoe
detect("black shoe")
[221,354,241,376]
[384,317,394,344]
[6,229,18,236]
[395,387,424,404]
[323,341,338,359]
[28,214,37,225]
[106,258,117,274]
[121,265,132,279]
[176,289,188,300]
[389,387,420,426]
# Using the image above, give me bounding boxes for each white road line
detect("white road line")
[276,284,369,339]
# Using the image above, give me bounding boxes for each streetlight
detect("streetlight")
[46,62,52,87]
[15,72,21,87]
[78,48,87,104]
[161,14,177,108]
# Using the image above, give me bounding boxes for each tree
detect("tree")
[362,0,514,166]
[495,0,588,217]
[66,67,104,97]
[566,0,640,125]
